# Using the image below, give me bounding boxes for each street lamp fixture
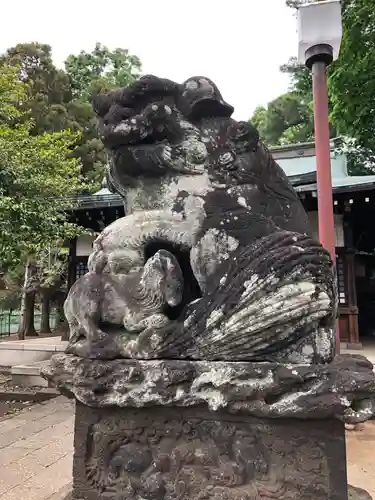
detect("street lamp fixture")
[297,0,343,352]
[297,0,342,69]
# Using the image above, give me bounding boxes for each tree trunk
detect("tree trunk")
[40,294,51,334]
[18,291,37,338]
[60,321,69,341]
[55,296,69,341]
[18,261,38,339]
[55,299,64,326]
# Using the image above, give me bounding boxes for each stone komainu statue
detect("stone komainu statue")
[64,75,337,364]
[45,75,375,500]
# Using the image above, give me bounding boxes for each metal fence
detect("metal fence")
[0,310,57,337]
[0,311,13,337]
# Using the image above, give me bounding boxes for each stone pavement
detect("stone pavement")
[0,397,73,500]
[346,420,375,498]
[346,344,375,369]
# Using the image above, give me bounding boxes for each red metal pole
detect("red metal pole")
[312,61,340,354]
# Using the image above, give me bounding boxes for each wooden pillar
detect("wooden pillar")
[60,237,77,342]
[67,237,77,291]
[341,212,360,347]
[345,252,359,345]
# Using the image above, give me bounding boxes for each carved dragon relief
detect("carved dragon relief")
[83,411,330,500]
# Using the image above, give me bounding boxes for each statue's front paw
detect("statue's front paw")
[123,315,172,359]
[123,315,147,333]
[123,339,139,358]
[145,313,171,329]
[123,335,156,359]
[123,311,170,334]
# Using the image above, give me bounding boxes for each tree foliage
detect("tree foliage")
[0,66,83,271]
[0,43,72,133]
[249,2,316,148]
[280,57,312,103]
[254,0,375,175]
[329,0,375,158]
[64,43,141,184]
[250,92,314,146]
[281,0,375,174]
[65,42,141,101]
[0,264,24,311]
[0,42,142,187]
[0,42,141,334]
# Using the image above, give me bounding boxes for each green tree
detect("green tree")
[64,43,142,184]
[34,246,69,335]
[0,43,99,185]
[1,42,142,187]
[65,42,141,101]
[0,66,83,336]
[0,265,24,312]
[65,98,106,186]
[283,0,375,174]
[280,57,312,103]
[0,43,72,134]
[250,92,314,146]
[329,0,375,158]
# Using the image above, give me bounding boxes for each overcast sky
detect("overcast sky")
[2,0,299,119]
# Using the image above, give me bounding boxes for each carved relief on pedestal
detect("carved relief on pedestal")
[82,411,330,500]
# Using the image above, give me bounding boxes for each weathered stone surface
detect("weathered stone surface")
[71,402,348,500]
[59,75,375,500]
[63,74,338,365]
[42,353,375,424]
[348,485,373,500]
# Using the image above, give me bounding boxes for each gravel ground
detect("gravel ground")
[0,373,47,418]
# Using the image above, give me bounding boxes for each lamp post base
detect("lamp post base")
[305,44,334,70]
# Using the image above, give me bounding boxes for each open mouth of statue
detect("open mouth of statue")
[103,104,208,176]
[107,119,179,151]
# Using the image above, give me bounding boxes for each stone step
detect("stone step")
[0,339,67,367]
[11,360,50,387]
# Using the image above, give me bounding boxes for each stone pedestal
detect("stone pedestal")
[72,403,347,500]
[42,354,375,500]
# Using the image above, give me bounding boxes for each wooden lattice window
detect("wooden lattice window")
[76,258,88,279]
[336,256,347,305]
